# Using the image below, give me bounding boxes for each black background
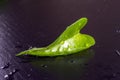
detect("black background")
[0,0,120,80]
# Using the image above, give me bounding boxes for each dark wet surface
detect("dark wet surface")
[0,0,120,80]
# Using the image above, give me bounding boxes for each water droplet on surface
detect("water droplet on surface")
[4,69,19,80]
[4,74,13,80]
[4,75,9,78]
[12,69,19,73]
[10,69,19,76]
[9,72,13,75]
[28,46,33,49]
[41,64,48,68]
[115,50,120,56]
[1,63,10,69]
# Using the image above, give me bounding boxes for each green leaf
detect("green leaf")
[16,17,95,57]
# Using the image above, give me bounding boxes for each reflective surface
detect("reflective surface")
[0,0,120,80]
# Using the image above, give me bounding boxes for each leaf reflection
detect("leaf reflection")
[30,49,95,80]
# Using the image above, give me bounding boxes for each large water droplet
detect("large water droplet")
[4,74,9,78]
[4,74,13,80]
